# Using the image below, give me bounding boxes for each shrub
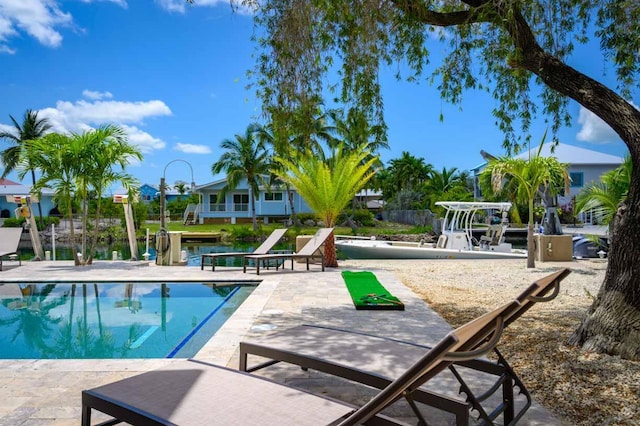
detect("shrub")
[2,216,60,231]
[296,213,319,223]
[338,209,375,227]
[230,226,258,241]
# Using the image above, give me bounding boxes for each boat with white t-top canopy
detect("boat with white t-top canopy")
[335,201,527,260]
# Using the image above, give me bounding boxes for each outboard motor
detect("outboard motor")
[573,235,608,258]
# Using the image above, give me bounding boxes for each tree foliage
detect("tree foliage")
[576,156,632,227]
[22,126,141,265]
[274,144,377,266]
[240,0,640,360]
[481,135,570,267]
[212,124,271,231]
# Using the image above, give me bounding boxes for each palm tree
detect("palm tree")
[212,124,271,231]
[22,126,141,265]
[254,122,301,225]
[0,110,52,226]
[329,108,389,219]
[425,167,465,208]
[174,181,188,200]
[273,144,377,267]
[575,156,632,229]
[23,133,83,265]
[387,151,433,192]
[289,100,337,155]
[82,125,141,264]
[482,136,570,268]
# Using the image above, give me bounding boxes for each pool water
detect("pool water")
[0,282,256,359]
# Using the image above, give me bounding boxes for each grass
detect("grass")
[140,221,417,239]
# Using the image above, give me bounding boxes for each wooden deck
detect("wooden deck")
[180,232,222,242]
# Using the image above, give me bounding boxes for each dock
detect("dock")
[180,232,222,242]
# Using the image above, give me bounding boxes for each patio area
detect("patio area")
[0,260,559,425]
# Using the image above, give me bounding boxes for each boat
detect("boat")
[336,201,527,260]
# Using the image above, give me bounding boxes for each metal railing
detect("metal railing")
[183,203,201,225]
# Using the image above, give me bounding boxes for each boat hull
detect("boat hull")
[336,240,527,260]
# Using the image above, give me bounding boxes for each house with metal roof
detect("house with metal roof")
[471,143,625,223]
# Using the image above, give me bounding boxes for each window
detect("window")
[570,172,584,188]
[209,194,225,212]
[264,192,284,202]
[233,193,249,212]
[142,194,151,201]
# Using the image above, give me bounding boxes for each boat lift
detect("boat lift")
[8,195,44,261]
[113,194,139,261]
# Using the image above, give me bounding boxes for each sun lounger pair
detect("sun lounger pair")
[200,228,288,271]
[82,281,528,425]
[239,268,571,425]
[242,227,334,275]
[0,227,23,271]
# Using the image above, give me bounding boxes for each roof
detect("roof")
[472,143,624,171]
[514,143,624,165]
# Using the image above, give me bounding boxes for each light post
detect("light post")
[157,159,196,266]
[159,159,196,231]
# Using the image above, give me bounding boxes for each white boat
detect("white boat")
[336,201,527,260]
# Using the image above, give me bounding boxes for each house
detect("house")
[472,143,625,223]
[0,179,56,219]
[137,183,185,204]
[195,177,313,225]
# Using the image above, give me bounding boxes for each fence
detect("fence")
[381,209,439,230]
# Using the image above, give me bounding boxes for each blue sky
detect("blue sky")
[0,1,632,191]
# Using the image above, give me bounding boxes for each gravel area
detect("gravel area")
[342,258,640,426]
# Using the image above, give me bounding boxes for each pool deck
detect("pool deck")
[0,260,559,425]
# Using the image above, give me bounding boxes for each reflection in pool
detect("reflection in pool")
[0,282,256,359]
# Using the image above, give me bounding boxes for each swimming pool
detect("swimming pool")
[0,282,256,359]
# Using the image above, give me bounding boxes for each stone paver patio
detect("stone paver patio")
[0,260,559,425]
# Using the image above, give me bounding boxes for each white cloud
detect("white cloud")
[174,143,212,154]
[156,0,255,14]
[576,104,638,144]
[0,0,73,49]
[41,99,172,129]
[29,95,172,153]
[121,125,166,153]
[0,44,16,54]
[82,89,114,100]
[0,123,16,135]
[80,0,128,7]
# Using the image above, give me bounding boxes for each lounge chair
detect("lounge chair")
[243,227,334,275]
[239,268,571,425]
[0,227,23,271]
[81,299,520,426]
[200,228,288,271]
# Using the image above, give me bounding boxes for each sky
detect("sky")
[0,0,633,191]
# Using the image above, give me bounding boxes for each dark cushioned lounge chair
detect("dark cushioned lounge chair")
[243,227,333,275]
[200,228,288,271]
[82,299,521,426]
[239,268,571,426]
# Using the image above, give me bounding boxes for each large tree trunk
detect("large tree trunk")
[568,179,640,359]
[403,1,640,358]
[506,7,640,360]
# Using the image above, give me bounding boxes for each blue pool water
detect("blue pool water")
[0,282,255,359]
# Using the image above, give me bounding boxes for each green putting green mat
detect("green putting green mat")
[342,271,405,310]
